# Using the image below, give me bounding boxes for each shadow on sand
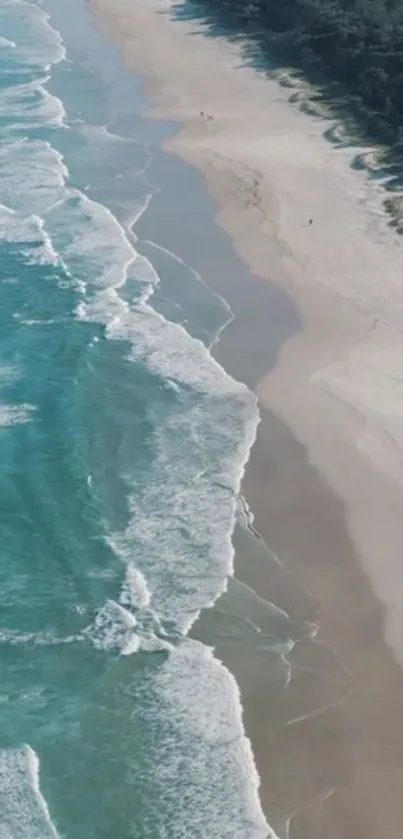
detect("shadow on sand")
[161,0,403,232]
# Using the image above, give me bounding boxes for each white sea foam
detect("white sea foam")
[118,300,250,395]
[64,134,259,635]
[61,125,270,838]
[102,284,258,624]
[0,79,65,129]
[0,3,271,835]
[0,70,66,129]
[0,628,78,647]
[82,599,137,652]
[26,215,62,266]
[80,283,258,631]
[0,35,16,49]
[0,745,59,839]
[46,190,137,290]
[0,0,66,68]
[119,565,151,610]
[0,403,35,426]
[0,140,66,215]
[0,205,62,267]
[78,600,173,654]
[65,188,260,650]
[0,0,69,286]
[154,640,275,838]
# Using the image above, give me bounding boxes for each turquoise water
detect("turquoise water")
[0,0,280,835]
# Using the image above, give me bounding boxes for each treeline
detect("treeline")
[194,0,403,142]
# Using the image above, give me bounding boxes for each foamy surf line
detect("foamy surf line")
[0,0,276,835]
[0,745,59,839]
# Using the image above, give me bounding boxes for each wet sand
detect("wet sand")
[90,0,403,836]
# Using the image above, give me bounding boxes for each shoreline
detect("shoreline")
[89,1,403,836]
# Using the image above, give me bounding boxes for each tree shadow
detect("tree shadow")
[162,0,403,232]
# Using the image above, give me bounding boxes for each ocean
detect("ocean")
[0,0,283,835]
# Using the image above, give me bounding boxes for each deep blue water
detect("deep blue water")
[0,0,281,835]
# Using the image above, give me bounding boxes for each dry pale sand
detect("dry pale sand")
[90,0,403,835]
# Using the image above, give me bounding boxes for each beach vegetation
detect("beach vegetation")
[195,0,403,142]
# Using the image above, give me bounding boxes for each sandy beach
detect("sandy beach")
[89,0,403,835]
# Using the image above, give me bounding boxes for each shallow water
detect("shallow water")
[0,1,299,835]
